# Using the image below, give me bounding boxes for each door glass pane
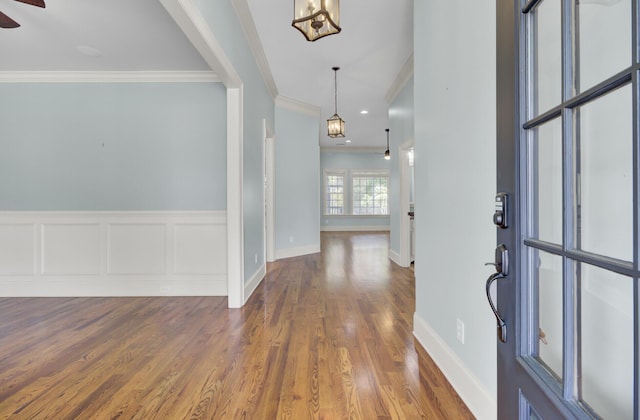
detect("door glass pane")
[534,250,563,381]
[521,394,544,420]
[530,118,562,244]
[532,0,562,115]
[577,85,632,261]
[579,263,633,419]
[577,0,631,93]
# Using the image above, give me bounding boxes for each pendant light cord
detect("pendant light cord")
[332,66,339,114]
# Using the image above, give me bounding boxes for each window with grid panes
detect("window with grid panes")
[351,172,388,215]
[325,171,345,214]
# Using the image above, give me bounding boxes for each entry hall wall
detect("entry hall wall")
[413,1,497,419]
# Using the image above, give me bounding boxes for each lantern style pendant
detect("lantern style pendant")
[292,0,341,42]
[327,66,345,138]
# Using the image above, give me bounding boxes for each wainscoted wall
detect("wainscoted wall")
[0,211,227,296]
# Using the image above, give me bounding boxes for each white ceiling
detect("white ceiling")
[0,0,413,150]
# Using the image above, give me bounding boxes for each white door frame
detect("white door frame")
[399,140,414,267]
[263,120,276,263]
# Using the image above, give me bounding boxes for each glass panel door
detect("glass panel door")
[496,0,639,418]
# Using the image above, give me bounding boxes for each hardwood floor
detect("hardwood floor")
[0,232,473,419]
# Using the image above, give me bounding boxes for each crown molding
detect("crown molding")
[231,0,278,99]
[275,95,321,117]
[0,71,220,83]
[385,53,414,103]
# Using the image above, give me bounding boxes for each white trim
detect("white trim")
[265,131,276,263]
[0,211,226,222]
[385,54,414,103]
[0,71,219,83]
[413,313,497,420]
[388,249,402,265]
[244,264,266,304]
[0,211,228,297]
[231,0,278,98]
[320,226,390,232]
[0,276,227,297]
[159,0,245,309]
[227,87,245,308]
[399,140,415,268]
[159,0,242,87]
[275,95,321,117]
[275,244,320,260]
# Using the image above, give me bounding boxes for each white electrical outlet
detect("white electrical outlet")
[289,235,294,243]
[456,318,465,344]
[254,253,258,264]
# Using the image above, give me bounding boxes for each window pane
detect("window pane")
[529,118,562,244]
[533,250,563,381]
[352,175,388,215]
[577,85,632,261]
[579,263,633,420]
[326,174,344,214]
[532,0,562,115]
[577,0,631,93]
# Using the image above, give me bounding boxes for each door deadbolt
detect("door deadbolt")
[493,193,508,229]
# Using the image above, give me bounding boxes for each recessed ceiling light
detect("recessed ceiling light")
[76,45,103,57]
[360,110,369,114]
[346,139,352,143]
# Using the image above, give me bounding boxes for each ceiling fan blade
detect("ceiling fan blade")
[14,0,45,8]
[0,11,20,28]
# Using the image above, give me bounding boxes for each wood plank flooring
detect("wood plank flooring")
[0,232,473,419]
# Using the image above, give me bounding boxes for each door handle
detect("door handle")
[485,244,508,343]
[486,272,507,343]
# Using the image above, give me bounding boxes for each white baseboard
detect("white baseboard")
[388,249,402,266]
[413,313,497,420]
[275,244,320,260]
[320,226,390,232]
[0,211,228,297]
[244,264,265,304]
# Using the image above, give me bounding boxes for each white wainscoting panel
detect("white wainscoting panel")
[42,224,102,275]
[107,224,167,275]
[174,224,226,275]
[0,224,35,275]
[0,211,227,297]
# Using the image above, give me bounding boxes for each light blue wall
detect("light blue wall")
[320,151,391,229]
[414,0,497,406]
[275,106,320,252]
[388,77,414,256]
[193,0,276,280]
[0,82,226,211]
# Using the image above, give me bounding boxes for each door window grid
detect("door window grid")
[521,0,639,417]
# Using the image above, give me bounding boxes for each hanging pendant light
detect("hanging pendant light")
[327,66,345,138]
[384,129,390,160]
[292,0,341,42]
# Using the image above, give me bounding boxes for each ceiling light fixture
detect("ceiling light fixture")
[327,66,345,138]
[360,110,369,114]
[384,129,391,160]
[292,0,341,42]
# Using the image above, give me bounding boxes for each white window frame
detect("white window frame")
[351,170,389,215]
[322,169,389,216]
[323,169,347,215]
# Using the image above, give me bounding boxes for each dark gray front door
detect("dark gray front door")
[496,0,638,418]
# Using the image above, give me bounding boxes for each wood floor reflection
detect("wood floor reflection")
[0,232,473,419]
